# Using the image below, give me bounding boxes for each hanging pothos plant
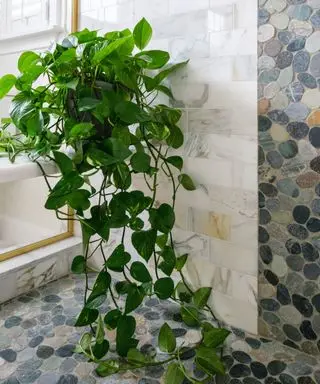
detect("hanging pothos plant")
[0,18,230,382]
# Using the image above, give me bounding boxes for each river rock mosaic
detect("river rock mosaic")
[0,275,319,384]
[258,0,320,355]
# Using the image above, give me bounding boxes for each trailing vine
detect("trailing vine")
[0,19,230,382]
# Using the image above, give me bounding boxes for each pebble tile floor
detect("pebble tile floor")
[0,274,319,384]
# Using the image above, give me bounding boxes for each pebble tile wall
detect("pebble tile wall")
[80,0,259,335]
[0,275,319,384]
[258,0,320,355]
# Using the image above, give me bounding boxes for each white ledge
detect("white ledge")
[0,155,57,184]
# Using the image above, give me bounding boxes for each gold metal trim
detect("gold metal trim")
[0,0,80,262]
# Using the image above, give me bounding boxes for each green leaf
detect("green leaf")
[75,307,99,326]
[53,151,74,175]
[130,261,152,283]
[154,60,188,85]
[125,285,145,314]
[176,281,192,303]
[96,314,105,344]
[24,109,44,136]
[166,156,183,171]
[127,348,145,365]
[133,18,152,50]
[0,75,16,99]
[132,229,157,262]
[180,305,200,327]
[96,359,120,377]
[85,294,107,309]
[156,234,168,249]
[55,48,76,65]
[175,254,188,272]
[115,101,149,124]
[149,204,175,234]
[70,122,95,139]
[93,339,109,359]
[67,189,91,211]
[78,97,101,112]
[193,287,212,309]
[136,50,169,69]
[18,51,40,73]
[202,326,231,348]
[116,315,137,356]
[87,270,111,305]
[71,255,86,274]
[159,246,176,276]
[105,138,132,161]
[93,36,131,63]
[164,363,185,384]
[72,28,98,43]
[129,217,144,231]
[130,152,151,172]
[115,281,131,295]
[154,278,174,300]
[166,125,184,149]
[106,244,131,272]
[79,332,92,352]
[155,84,174,98]
[158,323,176,353]
[104,309,122,330]
[195,346,225,376]
[178,174,196,191]
[113,162,131,190]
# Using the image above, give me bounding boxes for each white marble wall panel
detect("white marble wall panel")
[80,0,258,333]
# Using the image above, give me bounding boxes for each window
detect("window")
[0,0,61,38]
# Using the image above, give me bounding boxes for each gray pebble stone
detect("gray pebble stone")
[277,178,299,197]
[265,40,282,57]
[293,51,310,72]
[278,31,293,45]
[59,358,78,373]
[28,336,44,348]
[286,272,305,292]
[276,51,293,69]
[288,362,312,376]
[38,313,52,325]
[55,344,75,358]
[57,375,79,384]
[268,110,289,125]
[18,358,43,372]
[286,255,304,271]
[17,370,42,384]
[37,345,54,359]
[285,82,304,102]
[43,295,61,303]
[304,263,320,280]
[310,10,320,28]
[288,5,312,21]
[37,373,60,384]
[4,316,22,329]
[303,281,318,297]
[266,151,284,169]
[285,102,309,120]
[278,67,294,88]
[287,37,306,52]
[259,8,270,25]
[310,52,320,78]
[52,315,66,327]
[0,349,17,362]
[259,68,280,84]
[298,72,317,88]
[21,319,37,330]
[2,378,20,384]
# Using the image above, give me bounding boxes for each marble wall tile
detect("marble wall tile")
[172,81,257,111]
[151,10,211,39]
[187,108,257,137]
[134,0,169,21]
[169,0,210,15]
[184,254,257,305]
[185,133,257,163]
[210,28,257,56]
[187,207,231,241]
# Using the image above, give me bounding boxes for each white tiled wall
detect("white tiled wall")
[86,0,258,333]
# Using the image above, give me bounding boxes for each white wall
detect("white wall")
[80,0,258,333]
